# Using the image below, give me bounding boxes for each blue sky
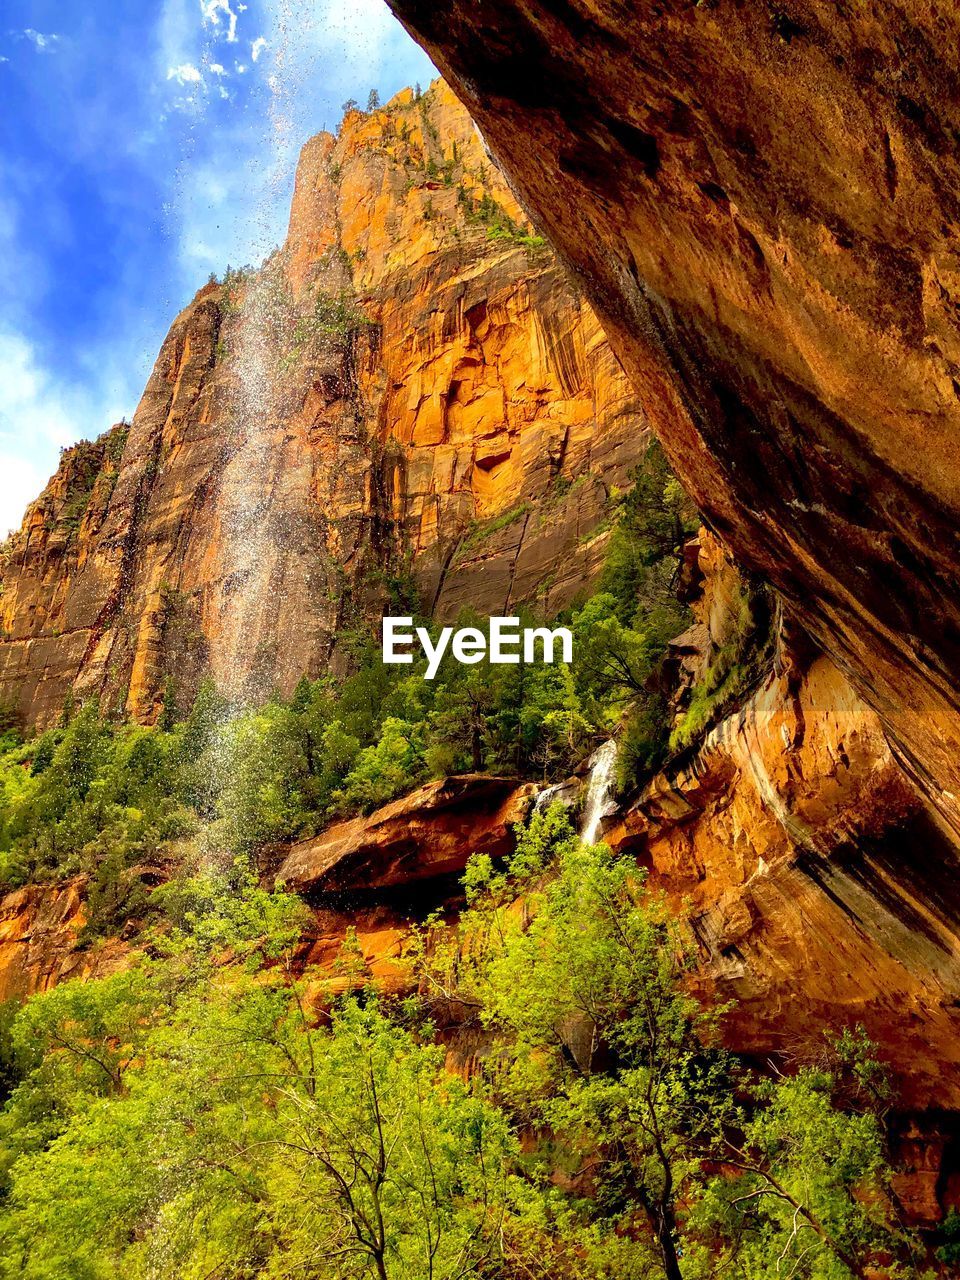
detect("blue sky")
[0,0,434,534]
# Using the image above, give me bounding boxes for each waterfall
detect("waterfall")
[579,739,618,845]
[533,782,566,814]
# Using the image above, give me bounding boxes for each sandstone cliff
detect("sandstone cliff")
[387,0,960,846]
[612,548,960,1110]
[0,82,645,729]
[277,774,533,894]
[607,537,960,1215]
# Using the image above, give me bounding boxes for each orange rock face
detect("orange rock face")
[387,0,960,843]
[591,535,960,1121]
[277,774,533,894]
[0,82,646,730]
[0,879,125,1003]
[608,652,960,1108]
[556,524,960,1213]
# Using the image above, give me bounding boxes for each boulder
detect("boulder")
[276,775,534,894]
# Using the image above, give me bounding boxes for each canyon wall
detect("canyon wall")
[603,534,960,1215]
[386,0,960,843]
[610,538,960,1112]
[0,82,645,730]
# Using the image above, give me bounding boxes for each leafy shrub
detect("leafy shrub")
[0,796,923,1280]
[333,716,426,814]
[937,1208,960,1265]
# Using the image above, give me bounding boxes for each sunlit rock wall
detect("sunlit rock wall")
[0,82,646,728]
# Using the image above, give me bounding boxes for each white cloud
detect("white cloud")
[167,62,203,85]
[250,36,268,62]
[21,29,59,52]
[0,332,118,453]
[0,154,142,538]
[0,330,131,536]
[235,63,247,73]
[0,456,49,538]
[0,165,138,535]
[200,0,239,42]
[207,61,227,75]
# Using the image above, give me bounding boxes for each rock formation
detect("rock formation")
[611,622,960,1112]
[0,82,646,730]
[616,541,960,1214]
[277,774,533,894]
[386,0,960,843]
[0,879,125,1004]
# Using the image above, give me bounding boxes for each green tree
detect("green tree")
[427,666,495,774]
[0,970,516,1278]
[414,809,914,1280]
[334,716,425,814]
[689,1028,913,1279]
[218,702,311,849]
[620,439,698,572]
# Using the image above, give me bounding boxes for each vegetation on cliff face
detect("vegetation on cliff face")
[21,424,129,546]
[0,446,694,931]
[0,810,926,1278]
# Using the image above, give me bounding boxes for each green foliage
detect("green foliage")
[669,580,757,751]
[455,185,544,246]
[617,689,670,784]
[104,423,129,466]
[936,1208,960,1265]
[218,264,251,316]
[149,856,309,965]
[0,877,514,1280]
[414,810,920,1280]
[0,707,195,899]
[688,1059,905,1278]
[600,438,699,624]
[217,702,313,848]
[296,287,372,340]
[0,1000,23,1106]
[333,715,426,814]
[54,439,108,538]
[0,800,923,1279]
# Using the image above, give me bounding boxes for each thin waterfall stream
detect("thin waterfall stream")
[579,739,618,845]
